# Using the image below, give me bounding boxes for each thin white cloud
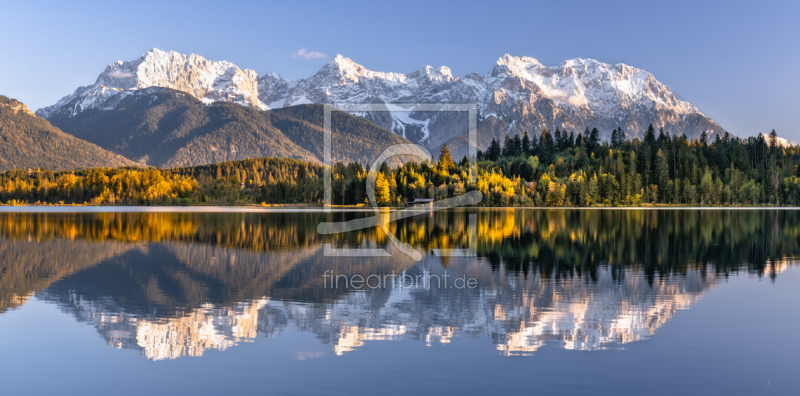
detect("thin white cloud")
[292,48,326,60]
[537,84,588,107]
[107,69,134,78]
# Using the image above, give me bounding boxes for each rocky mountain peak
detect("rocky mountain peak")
[37,49,265,119]
[0,96,34,116]
[320,55,405,84]
[39,50,727,158]
[408,65,454,83]
[492,54,542,77]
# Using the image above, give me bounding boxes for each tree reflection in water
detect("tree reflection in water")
[0,210,795,359]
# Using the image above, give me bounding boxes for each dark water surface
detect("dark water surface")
[0,209,798,395]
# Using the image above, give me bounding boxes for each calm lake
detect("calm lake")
[0,209,798,395]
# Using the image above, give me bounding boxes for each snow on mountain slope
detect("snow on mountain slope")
[36,49,266,119]
[38,50,726,154]
[255,54,727,147]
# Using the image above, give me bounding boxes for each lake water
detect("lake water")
[0,209,798,395]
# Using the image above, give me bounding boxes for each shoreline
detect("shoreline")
[0,205,798,213]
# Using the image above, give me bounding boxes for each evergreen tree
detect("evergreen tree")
[656,148,669,203]
[522,131,531,155]
[539,129,556,165]
[512,133,522,157]
[644,124,657,147]
[583,127,591,148]
[769,129,779,156]
[700,131,709,146]
[588,127,600,154]
[657,127,668,148]
[554,128,564,151]
[502,135,513,157]
[487,139,501,161]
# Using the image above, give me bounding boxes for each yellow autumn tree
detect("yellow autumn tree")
[375,172,391,206]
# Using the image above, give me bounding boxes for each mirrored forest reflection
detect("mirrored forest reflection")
[0,210,796,359]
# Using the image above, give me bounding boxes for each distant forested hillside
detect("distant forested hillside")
[0,95,135,172]
[47,89,411,168]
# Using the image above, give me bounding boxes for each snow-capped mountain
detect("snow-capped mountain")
[260,53,726,148]
[38,49,726,155]
[36,49,265,118]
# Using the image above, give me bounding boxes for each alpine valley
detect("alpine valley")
[37,49,727,165]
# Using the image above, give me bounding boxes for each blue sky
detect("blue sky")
[1,0,798,139]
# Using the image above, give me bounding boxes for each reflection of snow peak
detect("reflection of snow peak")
[48,295,269,361]
[41,261,792,359]
[282,266,722,356]
[332,325,407,355]
[260,262,785,356]
[134,300,267,360]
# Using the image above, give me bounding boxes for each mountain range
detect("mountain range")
[45,89,411,168]
[37,49,727,161]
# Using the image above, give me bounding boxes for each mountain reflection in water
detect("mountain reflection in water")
[0,210,795,360]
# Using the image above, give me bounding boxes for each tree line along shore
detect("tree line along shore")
[1,125,798,207]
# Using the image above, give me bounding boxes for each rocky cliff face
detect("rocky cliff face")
[38,50,727,157]
[258,53,727,150]
[0,98,34,116]
[36,49,265,119]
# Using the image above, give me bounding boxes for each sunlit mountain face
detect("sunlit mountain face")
[0,210,796,360]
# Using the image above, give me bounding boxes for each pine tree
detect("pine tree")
[554,128,563,151]
[539,129,556,165]
[487,139,501,161]
[588,128,600,154]
[644,124,656,148]
[502,135,513,157]
[522,131,531,155]
[583,127,591,149]
[656,149,669,203]
[530,131,540,157]
[769,129,778,155]
[657,127,668,148]
[512,133,522,157]
[700,131,709,147]
[628,151,638,200]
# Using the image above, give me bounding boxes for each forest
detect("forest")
[1,124,799,207]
